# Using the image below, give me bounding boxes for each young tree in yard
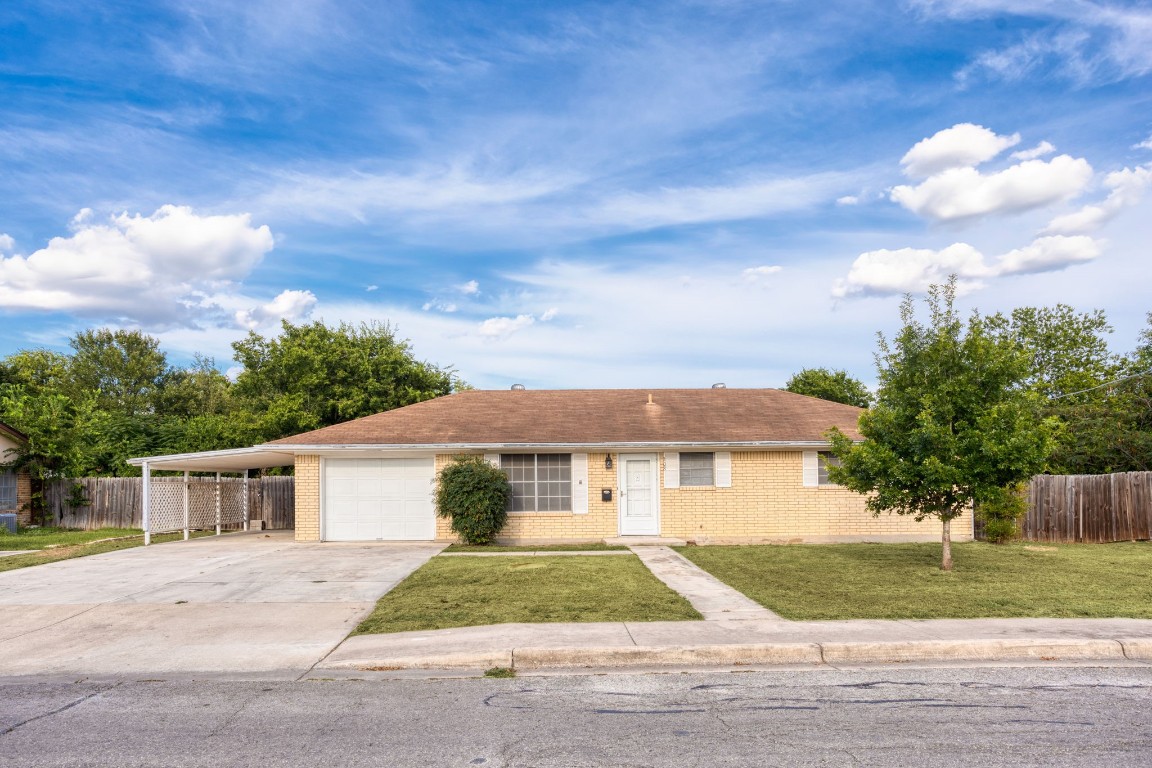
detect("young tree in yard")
[826,278,1056,571]
[784,367,873,407]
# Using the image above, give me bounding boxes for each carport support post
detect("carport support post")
[243,472,250,532]
[183,470,190,541]
[214,471,221,536]
[142,462,151,546]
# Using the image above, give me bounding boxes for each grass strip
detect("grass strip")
[0,527,144,550]
[676,541,1152,620]
[444,542,628,552]
[0,530,219,573]
[354,554,701,634]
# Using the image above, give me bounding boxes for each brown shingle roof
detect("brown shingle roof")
[268,389,863,447]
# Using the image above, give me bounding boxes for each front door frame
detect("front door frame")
[616,452,660,536]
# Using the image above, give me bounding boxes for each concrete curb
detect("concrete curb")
[335,638,1152,673]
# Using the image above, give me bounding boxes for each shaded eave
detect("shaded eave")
[127,446,296,473]
[128,439,847,472]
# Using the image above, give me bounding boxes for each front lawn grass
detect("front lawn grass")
[0,527,142,550]
[0,529,215,573]
[353,554,701,634]
[444,542,628,552]
[676,541,1152,620]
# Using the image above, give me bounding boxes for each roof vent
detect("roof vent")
[510,384,526,391]
[712,382,726,389]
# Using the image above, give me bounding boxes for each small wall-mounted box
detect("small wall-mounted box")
[601,488,613,502]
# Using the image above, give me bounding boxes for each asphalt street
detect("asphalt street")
[3,665,1151,767]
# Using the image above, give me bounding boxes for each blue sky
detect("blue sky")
[1,0,1150,389]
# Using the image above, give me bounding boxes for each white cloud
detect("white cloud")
[540,307,558,322]
[900,123,1020,178]
[836,195,859,205]
[996,235,1101,275]
[832,236,1102,298]
[890,154,1093,222]
[234,289,318,330]
[477,314,536,339]
[1010,141,1056,161]
[1135,135,1152,151]
[922,1,1152,85]
[832,243,991,298]
[0,205,275,324]
[0,234,13,253]
[365,284,378,292]
[457,279,480,295]
[1041,164,1152,234]
[741,265,783,284]
[422,300,458,313]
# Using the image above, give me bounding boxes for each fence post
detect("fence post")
[183,470,190,541]
[215,471,221,536]
[142,464,151,545]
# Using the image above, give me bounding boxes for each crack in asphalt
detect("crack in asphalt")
[0,684,118,737]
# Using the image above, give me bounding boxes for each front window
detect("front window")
[502,454,572,511]
[0,470,16,510]
[679,452,714,486]
[818,451,841,486]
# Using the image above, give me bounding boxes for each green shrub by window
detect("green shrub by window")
[435,455,512,545]
[977,484,1028,543]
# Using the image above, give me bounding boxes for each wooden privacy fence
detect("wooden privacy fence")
[45,476,295,531]
[1025,472,1152,543]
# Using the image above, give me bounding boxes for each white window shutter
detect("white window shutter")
[715,452,732,488]
[483,453,501,467]
[571,453,589,514]
[664,452,680,488]
[802,451,819,487]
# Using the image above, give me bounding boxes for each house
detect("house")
[259,388,973,545]
[0,421,32,526]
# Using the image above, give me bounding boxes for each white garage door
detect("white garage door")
[323,458,436,541]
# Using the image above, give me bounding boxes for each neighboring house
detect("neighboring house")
[0,421,32,525]
[258,388,973,545]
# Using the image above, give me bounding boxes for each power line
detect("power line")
[1049,369,1152,400]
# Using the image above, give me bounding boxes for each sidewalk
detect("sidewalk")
[318,545,1152,673]
[320,617,1152,672]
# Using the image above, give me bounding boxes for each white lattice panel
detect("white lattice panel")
[147,479,186,534]
[147,476,248,533]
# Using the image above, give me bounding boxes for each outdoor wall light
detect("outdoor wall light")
[604,454,613,470]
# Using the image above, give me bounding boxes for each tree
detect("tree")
[232,320,460,441]
[68,329,169,416]
[986,305,1124,474]
[784,367,872,407]
[826,278,1056,571]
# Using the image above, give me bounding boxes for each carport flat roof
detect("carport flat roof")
[127,446,296,472]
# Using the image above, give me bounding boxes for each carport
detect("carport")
[127,447,296,544]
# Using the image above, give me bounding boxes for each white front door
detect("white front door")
[618,453,659,536]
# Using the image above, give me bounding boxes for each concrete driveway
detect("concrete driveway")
[0,531,444,679]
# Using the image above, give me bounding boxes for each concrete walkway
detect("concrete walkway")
[0,531,444,678]
[628,545,781,621]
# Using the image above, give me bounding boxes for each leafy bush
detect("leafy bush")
[435,455,511,545]
[977,484,1028,543]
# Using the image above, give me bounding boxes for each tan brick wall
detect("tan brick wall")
[306,449,972,545]
[659,451,972,543]
[294,455,320,542]
[432,452,620,544]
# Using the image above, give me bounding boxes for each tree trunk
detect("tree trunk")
[940,517,953,571]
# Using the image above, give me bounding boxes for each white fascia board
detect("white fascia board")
[269,441,844,453]
[127,446,296,471]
